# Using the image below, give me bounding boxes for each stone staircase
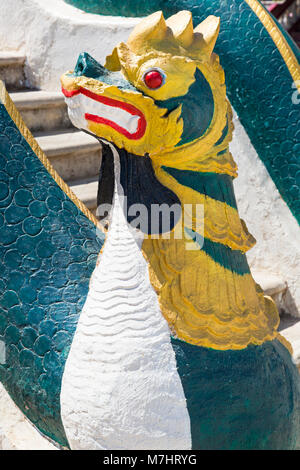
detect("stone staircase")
[0,52,101,214]
[0,52,299,369]
[0,52,26,91]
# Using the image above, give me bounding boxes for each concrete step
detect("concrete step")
[69,176,98,213]
[252,270,288,313]
[35,130,102,182]
[0,52,26,91]
[252,271,300,368]
[279,315,300,371]
[10,90,72,132]
[252,271,287,296]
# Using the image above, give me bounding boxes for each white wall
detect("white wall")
[232,110,300,317]
[0,383,56,449]
[0,0,139,90]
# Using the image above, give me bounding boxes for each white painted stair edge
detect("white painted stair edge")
[69,177,98,210]
[251,270,290,316]
[10,90,72,133]
[280,322,300,367]
[0,52,25,66]
[252,271,287,297]
[35,130,102,182]
[0,51,26,90]
[9,90,65,108]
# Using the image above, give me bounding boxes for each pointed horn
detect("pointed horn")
[166,10,194,48]
[194,16,220,56]
[127,11,167,51]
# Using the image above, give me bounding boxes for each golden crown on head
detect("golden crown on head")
[127,10,220,60]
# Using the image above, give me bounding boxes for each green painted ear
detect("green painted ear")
[105,47,121,71]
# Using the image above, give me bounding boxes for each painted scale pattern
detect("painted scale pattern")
[172,337,300,450]
[65,0,300,223]
[0,102,104,447]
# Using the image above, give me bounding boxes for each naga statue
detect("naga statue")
[0,4,299,450]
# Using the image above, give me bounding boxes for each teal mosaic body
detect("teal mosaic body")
[0,102,104,447]
[171,338,300,449]
[65,0,300,223]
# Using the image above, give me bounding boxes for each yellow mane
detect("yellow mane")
[125,11,282,350]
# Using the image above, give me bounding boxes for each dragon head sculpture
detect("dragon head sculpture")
[0,5,299,452]
[61,11,232,171]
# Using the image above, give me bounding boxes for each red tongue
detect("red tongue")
[61,87,80,97]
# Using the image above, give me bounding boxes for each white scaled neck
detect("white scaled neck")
[60,145,191,450]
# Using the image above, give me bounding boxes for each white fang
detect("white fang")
[65,94,140,134]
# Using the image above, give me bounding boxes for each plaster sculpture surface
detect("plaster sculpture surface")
[1,0,299,313]
[0,4,299,450]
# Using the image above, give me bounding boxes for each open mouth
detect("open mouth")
[62,87,147,140]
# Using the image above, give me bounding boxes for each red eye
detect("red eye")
[143,70,164,89]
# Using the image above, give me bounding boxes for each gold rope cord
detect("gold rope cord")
[245,0,300,88]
